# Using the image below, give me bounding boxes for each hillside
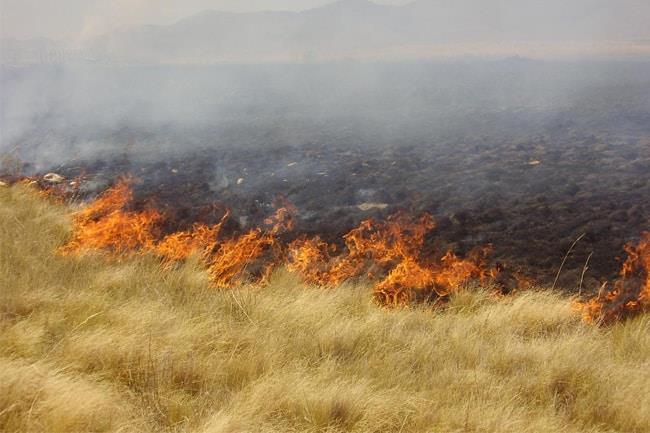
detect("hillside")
[1,184,649,432]
[83,0,650,63]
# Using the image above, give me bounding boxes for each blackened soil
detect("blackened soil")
[50,132,650,292]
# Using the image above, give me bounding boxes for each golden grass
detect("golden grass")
[1,184,649,433]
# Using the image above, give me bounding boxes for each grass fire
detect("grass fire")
[1,179,650,432]
[3,2,650,431]
[37,176,650,321]
[59,177,497,304]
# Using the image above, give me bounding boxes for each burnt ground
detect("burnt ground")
[42,128,650,292]
[4,60,650,291]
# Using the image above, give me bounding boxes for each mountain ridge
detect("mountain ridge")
[4,0,650,64]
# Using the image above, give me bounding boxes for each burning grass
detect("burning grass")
[2,182,650,433]
[574,232,650,324]
[56,177,650,320]
[60,178,497,304]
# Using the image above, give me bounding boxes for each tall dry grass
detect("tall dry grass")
[1,184,649,433]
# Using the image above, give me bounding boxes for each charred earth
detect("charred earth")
[4,60,650,290]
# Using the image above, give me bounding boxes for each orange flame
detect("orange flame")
[154,220,225,264]
[287,236,335,286]
[153,206,230,265]
[29,174,650,317]
[62,178,161,254]
[288,213,496,304]
[208,229,276,287]
[61,179,496,301]
[575,233,650,324]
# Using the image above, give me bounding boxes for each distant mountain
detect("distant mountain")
[0,38,64,64]
[402,0,650,43]
[83,0,650,63]
[86,0,397,63]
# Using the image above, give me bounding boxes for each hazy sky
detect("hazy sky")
[0,0,411,40]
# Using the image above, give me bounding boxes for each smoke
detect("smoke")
[4,1,650,42]
[78,0,161,41]
[2,59,649,170]
[1,1,649,193]
[1,0,411,41]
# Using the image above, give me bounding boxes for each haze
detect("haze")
[1,0,410,40]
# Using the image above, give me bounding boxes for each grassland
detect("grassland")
[1,184,649,433]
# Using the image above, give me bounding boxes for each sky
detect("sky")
[0,0,411,40]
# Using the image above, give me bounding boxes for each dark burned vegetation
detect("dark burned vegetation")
[39,129,650,292]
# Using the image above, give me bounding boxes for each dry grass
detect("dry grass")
[1,184,649,433]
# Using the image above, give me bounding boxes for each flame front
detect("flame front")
[60,179,495,302]
[13,174,650,319]
[155,220,224,264]
[61,178,162,254]
[287,213,495,304]
[575,232,650,324]
[208,229,276,287]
